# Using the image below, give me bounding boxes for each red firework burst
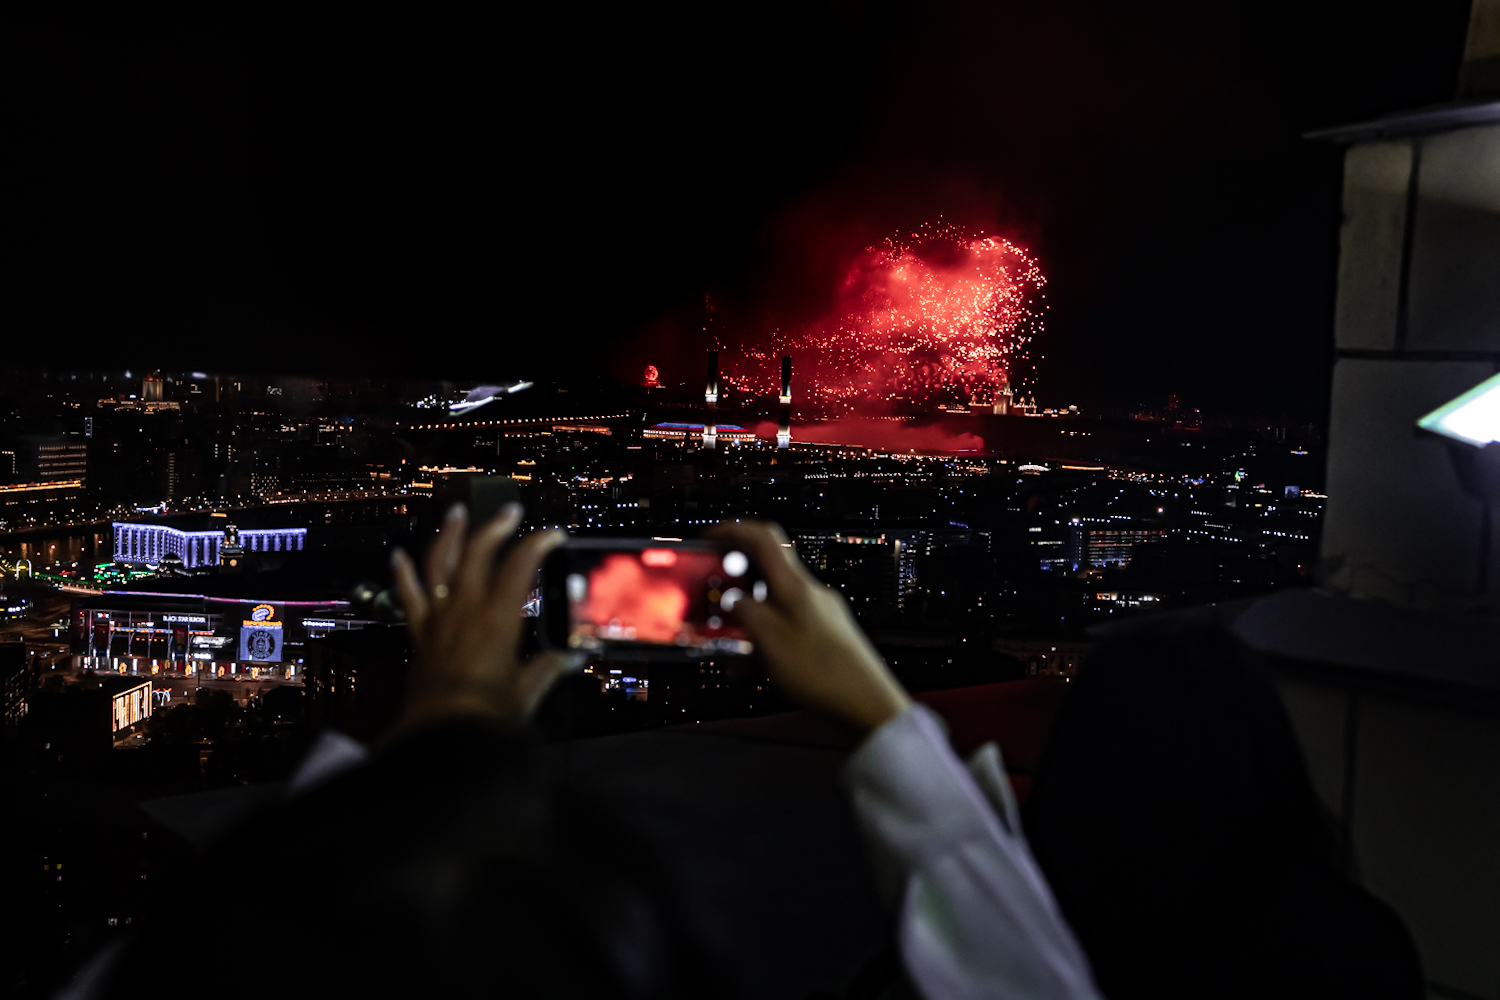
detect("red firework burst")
[724,222,1045,411]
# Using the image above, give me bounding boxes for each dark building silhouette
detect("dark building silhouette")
[302,625,410,742]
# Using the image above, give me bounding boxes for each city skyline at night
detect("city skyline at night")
[4,2,1497,995]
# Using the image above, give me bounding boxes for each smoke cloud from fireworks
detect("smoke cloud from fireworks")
[723,223,1045,412]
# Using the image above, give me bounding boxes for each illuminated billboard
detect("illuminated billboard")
[111,681,151,733]
[238,602,284,662]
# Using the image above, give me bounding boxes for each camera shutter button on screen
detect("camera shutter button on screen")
[722,550,749,577]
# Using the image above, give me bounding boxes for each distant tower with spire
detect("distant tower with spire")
[993,380,1014,415]
[220,523,244,573]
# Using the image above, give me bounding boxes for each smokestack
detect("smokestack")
[777,355,791,449]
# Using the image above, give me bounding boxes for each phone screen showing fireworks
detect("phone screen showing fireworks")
[542,540,765,659]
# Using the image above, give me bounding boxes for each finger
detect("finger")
[730,590,791,651]
[425,503,468,594]
[707,521,810,608]
[391,548,429,636]
[492,529,568,620]
[512,649,584,718]
[453,502,523,601]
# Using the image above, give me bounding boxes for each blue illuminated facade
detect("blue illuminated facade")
[112,522,307,568]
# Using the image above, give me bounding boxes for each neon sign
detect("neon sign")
[242,603,281,627]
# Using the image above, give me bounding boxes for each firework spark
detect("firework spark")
[723,222,1045,412]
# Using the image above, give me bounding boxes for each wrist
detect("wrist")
[841,682,912,735]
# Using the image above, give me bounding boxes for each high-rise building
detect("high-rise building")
[1066,524,1168,571]
[16,436,88,486]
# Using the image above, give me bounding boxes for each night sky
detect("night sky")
[6,2,1476,418]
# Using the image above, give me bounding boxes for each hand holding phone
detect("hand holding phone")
[389,503,575,740]
[707,521,911,735]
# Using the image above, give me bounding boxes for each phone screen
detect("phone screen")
[546,541,765,658]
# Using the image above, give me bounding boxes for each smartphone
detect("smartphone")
[540,538,766,660]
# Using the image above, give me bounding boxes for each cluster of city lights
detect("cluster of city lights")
[722,223,1046,409]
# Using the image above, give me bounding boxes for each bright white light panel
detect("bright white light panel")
[1418,371,1500,447]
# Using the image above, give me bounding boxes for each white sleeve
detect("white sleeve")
[843,704,1102,1000]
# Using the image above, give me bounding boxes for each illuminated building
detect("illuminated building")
[34,439,88,483]
[141,372,164,402]
[111,521,305,569]
[1066,524,1168,571]
[0,479,84,516]
[796,529,942,612]
[993,382,1013,415]
[26,674,161,770]
[0,435,87,491]
[644,422,754,444]
[70,591,370,680]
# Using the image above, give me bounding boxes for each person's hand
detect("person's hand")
[707,521,911,735]
[388,503,574,739]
